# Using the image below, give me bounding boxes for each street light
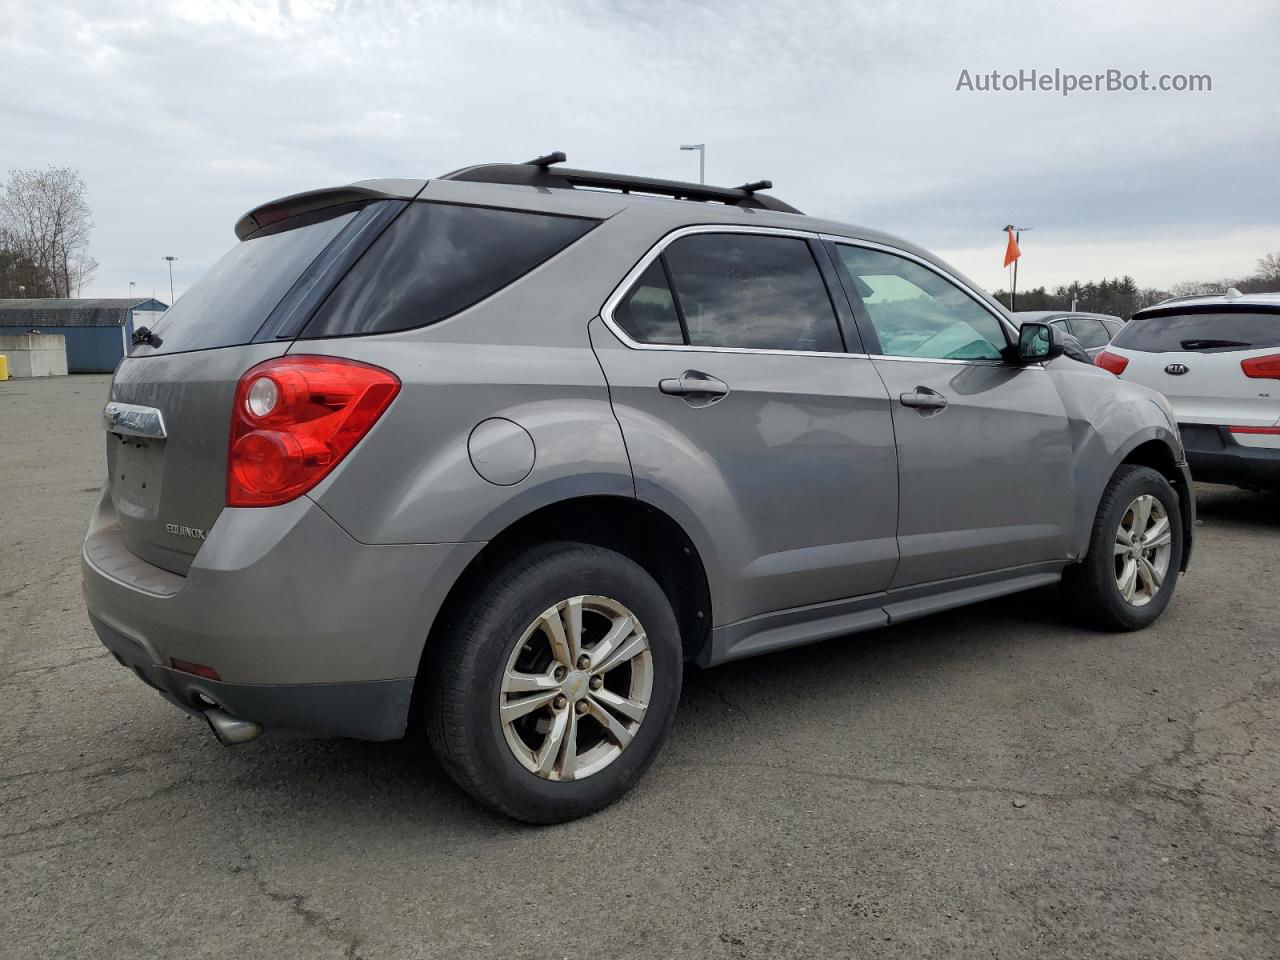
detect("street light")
[129,280,136,300]
[162,256,177,305]
[679,143,705,184]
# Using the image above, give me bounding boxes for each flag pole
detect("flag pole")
[1012,234,1018,311]
[1003,225,1032,312]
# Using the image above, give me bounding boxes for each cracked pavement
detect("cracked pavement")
[2,374,1277,959]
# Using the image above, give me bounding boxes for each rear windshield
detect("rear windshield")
[301,201,599,338]
[132,206,360,356]
[1111,311,1280,353]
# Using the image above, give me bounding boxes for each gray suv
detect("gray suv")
[83,155,1194,822]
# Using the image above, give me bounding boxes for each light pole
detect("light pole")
[162,256,177,305]
[129,280,136,300]
[680,143,705,184]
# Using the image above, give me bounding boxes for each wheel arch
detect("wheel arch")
[1078,431,1193,572]
[409,494,713,718]
[1118,437,1194,571]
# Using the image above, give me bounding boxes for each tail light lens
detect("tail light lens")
[1095,351,1129,375]
[228,356,400,507]
[1241,355,1280,379]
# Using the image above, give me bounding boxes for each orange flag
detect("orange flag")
[1003,227,1021,268]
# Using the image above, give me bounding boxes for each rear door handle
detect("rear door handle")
[899,387,948,411]
[659,370,729,404]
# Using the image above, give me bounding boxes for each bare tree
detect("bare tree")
[0,166,95,298]
[1256,253,1280,285]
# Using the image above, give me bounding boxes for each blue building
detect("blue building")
[0,298,169,373]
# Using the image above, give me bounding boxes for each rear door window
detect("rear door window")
[660,233,844,352]
[1068,318,1111,349]
[303,202,598,338]
[131,206,360,356]
[1111,312,1280,352]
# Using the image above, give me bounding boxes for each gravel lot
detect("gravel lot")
[2,373,1277,960]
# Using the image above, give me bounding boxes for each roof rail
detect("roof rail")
[1154,290,1233,306]
[438,153,802,214]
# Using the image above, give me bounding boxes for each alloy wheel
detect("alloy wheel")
[499,595,653,782]
[1113,494,1172,607]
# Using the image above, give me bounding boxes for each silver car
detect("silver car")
[1014,310,1126,358]
[82,155,1194,822]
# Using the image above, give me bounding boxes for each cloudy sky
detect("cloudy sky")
[3,0,1277,302]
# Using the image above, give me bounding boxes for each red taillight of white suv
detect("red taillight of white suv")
[228,356,400,507]
[1241,355,1280,379]
[1095,351,1129,375]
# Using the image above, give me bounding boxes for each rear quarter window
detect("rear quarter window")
[1069,318,1111,349]
[302,201,598,338]
[1111,311,1280,352]
[132,206,359,356]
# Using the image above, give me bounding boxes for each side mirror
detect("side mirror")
[1007,321,1065,364]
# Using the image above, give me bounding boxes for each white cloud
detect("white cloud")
[2,0,1276,299]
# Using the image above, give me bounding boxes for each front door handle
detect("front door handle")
[899,387,948,411]
[659,370,729,405]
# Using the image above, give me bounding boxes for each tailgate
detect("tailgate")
[106,345,288,574]
[102,196,400,575]
[1117,347,1280,426]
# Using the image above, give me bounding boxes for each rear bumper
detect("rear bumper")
[90,613,413,739]
[1179,423,1280,489]
[81,488,484,739]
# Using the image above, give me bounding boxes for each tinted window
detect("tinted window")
[134,206,359,356]
[614,260,684,344]
[835,246,1008,360]
[1069,317,1111,349]
[304,202,598,337]
[662,234,843,352]
[1110,311,1280,353]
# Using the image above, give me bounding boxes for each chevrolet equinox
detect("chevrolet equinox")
[83,154,1194,822]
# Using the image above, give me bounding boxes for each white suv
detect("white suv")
[1097,290,1280,490]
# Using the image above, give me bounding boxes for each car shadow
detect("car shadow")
[204,584,1075,833]
[1193,482,1280,530]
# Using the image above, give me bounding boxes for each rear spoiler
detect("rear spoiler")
[234,179,426,240]
[1132,302,1280,321]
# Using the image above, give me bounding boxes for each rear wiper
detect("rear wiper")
[1179,338,1251,350]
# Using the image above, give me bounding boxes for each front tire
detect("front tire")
[425,542,682,823]
[1061,465,1184,631]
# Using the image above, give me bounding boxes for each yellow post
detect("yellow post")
[0,354,8,380]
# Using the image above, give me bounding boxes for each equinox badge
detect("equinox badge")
[165,523,207,541]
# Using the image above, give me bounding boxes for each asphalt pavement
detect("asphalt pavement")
[2,374,1276,959]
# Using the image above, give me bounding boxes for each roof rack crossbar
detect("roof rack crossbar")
[440,157,802,214]
[524,151,567,167]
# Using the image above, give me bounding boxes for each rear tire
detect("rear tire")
[425,541,682,823]
[1061,465,1183,631]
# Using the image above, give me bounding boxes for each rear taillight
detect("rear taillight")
[1095,351,1129,375]
[1241,354,1280,379]
[228,356,400,507]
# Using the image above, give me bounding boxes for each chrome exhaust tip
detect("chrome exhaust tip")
[204,708,263,746]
